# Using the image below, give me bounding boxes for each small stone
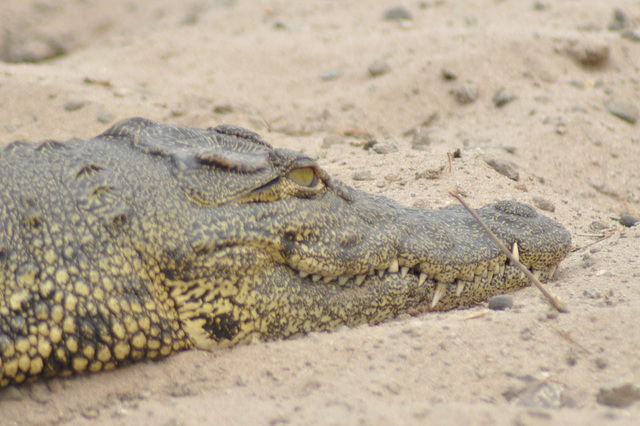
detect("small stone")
[588,221,608,232]
[605,101,638,124]
[97,112,115,124]
[213,104,234,114]
[532,197,555,212]
[64,99,85,111]
[353,170,374,181]
[321,134,345,149]
[488,295,514,310]
[81,407,100,419]
[492,88,516,108]
[608,9,628,31]
[441,68,457,81]
[484,157,520,181]
[620,215,639,227]
[533,1,550,11]
[597,384,640,408]
[594,357,608,370]
[621,29,640,42]
[415,166,444,180]
[0,35,68,63]
[411,128,431,150]
[372,140,399,154]
[384,173,401,182]
[368,60,391,77]
[384,7,412,21]
[565,40,610,67]
[166,382,197,397]
[451,84,478,104]
[519,327,534,341]
[565,350,578,366]
[320,70,343,81]
[568,79,586,89]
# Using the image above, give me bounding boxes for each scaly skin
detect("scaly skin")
[0,118,571,387]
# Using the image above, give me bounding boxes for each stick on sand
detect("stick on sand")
[449,190,568,313]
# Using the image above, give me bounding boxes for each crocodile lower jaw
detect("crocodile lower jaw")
[291,242,559,309]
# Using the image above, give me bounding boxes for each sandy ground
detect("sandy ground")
[1,0,640,424]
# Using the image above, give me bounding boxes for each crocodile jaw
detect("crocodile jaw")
[169,198,571,350]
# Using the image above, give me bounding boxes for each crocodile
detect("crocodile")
[0,117,571,387]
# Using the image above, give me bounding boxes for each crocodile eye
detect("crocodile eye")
[287,167,317,187]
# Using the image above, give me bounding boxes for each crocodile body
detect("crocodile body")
[0,118,571,386]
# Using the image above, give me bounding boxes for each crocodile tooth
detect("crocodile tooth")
[299,271,309,278]
[512,242,520,263]
[388,258,399,273]
[456,280,465,297]
[377,269,385,278]
[323,275,335,284]
[338,276,349,286]
[418,272,428,286]
[473,274,482,291]
[499,264,505,277]
[431,283,446,308]
[355,275,366,285]
[400,266,409,278]
[532,269,542,280]
[312,274,322,283]
[486,271,494,283]
[547,265,557,279]
[493,264,500,275]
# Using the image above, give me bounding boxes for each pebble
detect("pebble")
[81,407,100,419]
[320,70,343,81]
[415,166,444,180]
[620,215,639,227]
[605,101,638,124]
[451,84,478,104]
[565,349,578,366]
[321,134,345,149]
[441,68,457,81]
[608,9,628,31]
[385,173,402,182]
[621,29,640,42]
[213,104,234,114]
[532,197,555,212]
[519,327,534,341]
[484,157,520,181]
[384,7,412,21]
[488,294,514,310]
[411,128,431,150]
[368,59,391,77]
[64,99,85,111]
[97,112,115,124]
[565,40,610,67]
[594,357,608,370]
[372,140,399,154]
[597,384,640,408]
[492,88,516,108]
[0,35,68,63]
[353,170,375,181]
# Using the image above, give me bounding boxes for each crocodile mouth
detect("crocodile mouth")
[285,240,559,310]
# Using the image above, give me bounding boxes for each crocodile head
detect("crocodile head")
[101,119,571,350]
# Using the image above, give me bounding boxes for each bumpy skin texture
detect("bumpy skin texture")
[0,118,571,387]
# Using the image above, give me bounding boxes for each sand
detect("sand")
[1,0,639,424]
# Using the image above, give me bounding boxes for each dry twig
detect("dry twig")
[449,189,568,313]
